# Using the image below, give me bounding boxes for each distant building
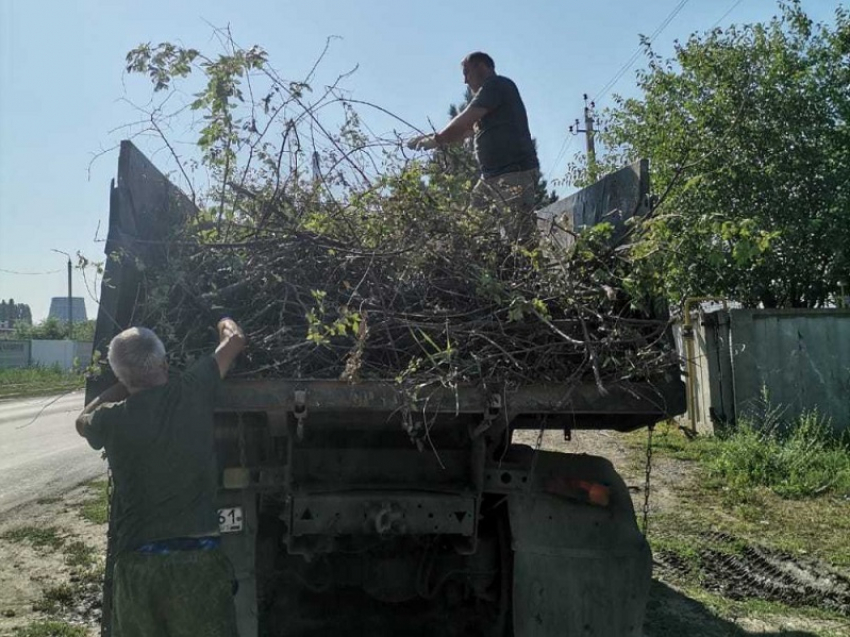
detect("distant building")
[48,297,88,324]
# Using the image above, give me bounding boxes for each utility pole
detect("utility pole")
[52,249,73,339]
[569,94,598,183]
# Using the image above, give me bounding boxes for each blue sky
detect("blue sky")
[0,0,839,322]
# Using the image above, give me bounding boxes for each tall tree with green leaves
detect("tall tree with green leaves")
[0,299,32,325]
[569,1,850,308]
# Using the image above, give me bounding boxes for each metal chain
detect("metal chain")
[526,417,547,489]
[642,423,655,536]
[103,465,115,637]
[106,465,113,526]
[238,412,248,468]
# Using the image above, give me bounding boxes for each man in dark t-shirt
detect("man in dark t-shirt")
[75,318,245,637]
[408,51,540,243]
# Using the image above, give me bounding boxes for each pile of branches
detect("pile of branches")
[134,189,677,388]
[116,34,679,389]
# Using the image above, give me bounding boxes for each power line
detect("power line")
[712,0,745,29]
[547,0,692,181]
[592,0,691,104]
[0,268,63,276]
[547,135,575,181]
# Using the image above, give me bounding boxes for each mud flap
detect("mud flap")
[507,452,651,637]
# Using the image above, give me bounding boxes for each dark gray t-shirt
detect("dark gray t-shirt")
[85,356,221,554]
[468,75,539,179]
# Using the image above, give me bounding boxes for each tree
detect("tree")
[14,317,67,340]
[0,299,32,326]
[570,1,850,308]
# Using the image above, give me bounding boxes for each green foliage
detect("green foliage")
[69,320,95,342]
[14,317,65,340]
[1,526,64,551]
[649,409,850,499]
[118,31,678,388]
[79,480,109,525]
[12,622,87,637]
[0,298,32,326]
[0,366,85,399]
[707,409,850,499]
[571,2,850,308]
[12,318,94,341]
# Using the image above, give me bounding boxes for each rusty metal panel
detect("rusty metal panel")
[537,159,650,249]
[292,448,469,488]
[288,492,476,536]
[217,377,685,427]
[728,308,850,432]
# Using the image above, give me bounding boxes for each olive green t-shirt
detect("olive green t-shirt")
[468,74,539,179]
[85,356,221,554]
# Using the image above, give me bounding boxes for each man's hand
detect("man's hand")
[406,134,439,151]
[215,318,247,379]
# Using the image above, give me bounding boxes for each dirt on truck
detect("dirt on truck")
[86,141,686,636]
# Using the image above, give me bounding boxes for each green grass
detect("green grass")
[638,411,850,499]
[12,621,88,637]
[0,366,85,399]
[1,526,64,551]
[634,417,850,566]
[79,480,109,525]
[707,410,850,498]
[645,579,850,637]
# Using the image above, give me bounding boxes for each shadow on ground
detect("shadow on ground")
[645,580,819,637]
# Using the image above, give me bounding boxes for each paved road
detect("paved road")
[0,391,107,513]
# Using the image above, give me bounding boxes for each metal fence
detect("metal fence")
[687,308,850,434]
[0,340,92,370]
[0,340,31,368]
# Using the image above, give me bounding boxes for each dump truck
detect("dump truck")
[88,141,686,637]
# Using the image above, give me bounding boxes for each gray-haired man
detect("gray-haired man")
[408,51,540,243]
[76,318,245,637]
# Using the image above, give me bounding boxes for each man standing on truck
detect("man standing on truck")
[75,318,246,637]
[407,51,540,243]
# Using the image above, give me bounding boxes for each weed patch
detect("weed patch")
[12,621,88,637]
[707,410,850,498]
[64,541,96,570]
[1,526,64,551]
[33,584,75,615]
[0,367,84,399]
[79,480,108,525]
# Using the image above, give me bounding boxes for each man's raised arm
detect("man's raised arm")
[407,104,488,150]
[75,382,129,437]
[214,318,247,379]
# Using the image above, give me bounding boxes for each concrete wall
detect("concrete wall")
[691,309,850,434]
[30,340,93,370]
[0,340,31,368]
